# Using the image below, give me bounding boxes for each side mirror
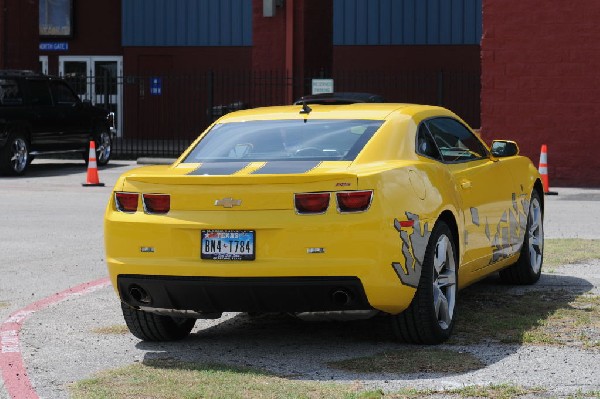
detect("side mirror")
[491,140,519,157]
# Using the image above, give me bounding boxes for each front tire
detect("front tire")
[391,221,458,344]
[499,190,543,285]
[0,132,29,176]
[121,302,195,341]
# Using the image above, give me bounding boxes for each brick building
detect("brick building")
[481,1,600,187]
[0,0,596,186]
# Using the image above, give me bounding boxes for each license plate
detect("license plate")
[201,230,255,260]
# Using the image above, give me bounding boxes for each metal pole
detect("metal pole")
[104,70,109,109]
[0,0,6,68]
[437,71,444,106]
[207,70,214,123]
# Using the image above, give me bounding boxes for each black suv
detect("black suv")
[0,70,115,176]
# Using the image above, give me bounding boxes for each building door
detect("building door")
[39,56,48,75]
[58,56,123,136]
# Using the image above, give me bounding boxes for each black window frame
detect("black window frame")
[49,80,80,106]
[415,122,443,161]
[24,79,53,107]
[421,117,489,164]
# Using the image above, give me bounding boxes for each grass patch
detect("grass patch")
[70,359,384,399]
[71,361,546,399]
[92,325,130,335]
[0,301,8,309]
[545,239,600,267]
[328,348,484,374]
[448,238,600,347]
[453,290,600,347]
[444,383,545,399]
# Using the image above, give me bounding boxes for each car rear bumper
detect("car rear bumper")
[117,275,373,313]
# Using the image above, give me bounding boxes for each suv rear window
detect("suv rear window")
[183,119,383,163]
[0,79,23,105]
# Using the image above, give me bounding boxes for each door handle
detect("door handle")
[460,180,472,189]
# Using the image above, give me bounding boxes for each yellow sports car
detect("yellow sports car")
[104,103,543,344]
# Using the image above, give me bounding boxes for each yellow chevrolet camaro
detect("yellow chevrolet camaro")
[105,103,543,344]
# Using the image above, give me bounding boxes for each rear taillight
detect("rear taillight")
[115,192,139,213]
[294,193,330,214]
[336,190,373,213]
[143,194,171,214]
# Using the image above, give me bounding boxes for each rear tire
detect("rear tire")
[391,221,458,344]
[0,131,29,176]
[82,127,112,166]
[121,302,195,341]
[499,190,543,285]
[95,128,112,166]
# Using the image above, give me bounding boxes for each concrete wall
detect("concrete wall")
[481,1,600,187]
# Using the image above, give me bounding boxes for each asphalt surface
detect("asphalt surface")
[1,159,599,399]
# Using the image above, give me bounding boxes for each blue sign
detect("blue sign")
[150,77,162,96]
[39,42,69,51]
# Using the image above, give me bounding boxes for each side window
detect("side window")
[0,79,23,105]
[426,118,488,162]
[416,124,442,160]
[49,81,79,105]
[26,80,53,106]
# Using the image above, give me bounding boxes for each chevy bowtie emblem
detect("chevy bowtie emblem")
[214,197,242,208]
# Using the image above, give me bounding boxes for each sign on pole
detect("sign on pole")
[311,79,334,95]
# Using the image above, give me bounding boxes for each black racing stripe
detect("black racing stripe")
[187,162,250,175]
[252,161,322,175]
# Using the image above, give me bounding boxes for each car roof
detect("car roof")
[218,103,451,122]
[0,70,41,78]
[0,70,65,82]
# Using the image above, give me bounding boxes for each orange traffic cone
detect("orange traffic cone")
[539,144,557,195]
[82,141,105,187]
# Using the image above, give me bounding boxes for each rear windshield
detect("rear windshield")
[0,79,23,106]
[183,119,383,163]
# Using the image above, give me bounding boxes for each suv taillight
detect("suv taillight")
[336,191,373,213]
[294,193,330,214]
[115,192,139,213]
[143,194,170,214]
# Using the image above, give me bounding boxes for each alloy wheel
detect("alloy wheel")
[97,131,111,164]
[432,234,457,330]
[10,137,28,173]
[527,197,544,274]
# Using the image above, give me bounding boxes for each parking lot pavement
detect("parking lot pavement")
[0,159,140,399]
[19,264,600,399]
[1,159,600,399]
[544,187,600,239]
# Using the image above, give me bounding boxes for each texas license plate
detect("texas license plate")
[201,230,255,260]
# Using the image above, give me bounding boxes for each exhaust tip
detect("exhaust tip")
[331,289,352,307]
[129,285,151,304]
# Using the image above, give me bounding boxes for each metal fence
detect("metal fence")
[70,70,480,159]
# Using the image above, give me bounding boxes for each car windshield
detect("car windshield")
[183,119,383,163]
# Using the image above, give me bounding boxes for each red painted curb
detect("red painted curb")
[0,278,111,399]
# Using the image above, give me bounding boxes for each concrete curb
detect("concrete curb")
[136,158,176,165]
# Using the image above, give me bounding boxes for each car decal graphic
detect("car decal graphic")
[490,195,529,263]
[187,162,251,175]
[391,212,431,288]
[470,194,530,264]
[252,161,322,175]
[470,207,480,226]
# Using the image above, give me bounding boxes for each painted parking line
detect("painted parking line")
[0,278,111,399]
